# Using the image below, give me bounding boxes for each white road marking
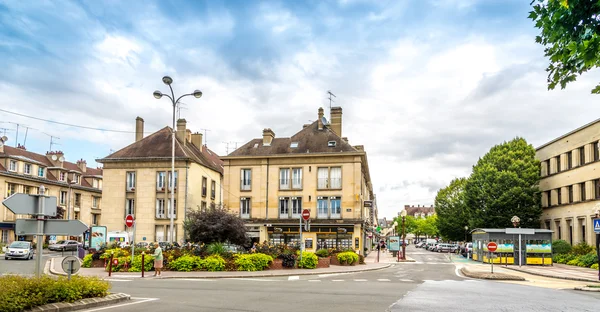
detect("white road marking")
[178,278,215,282]
[288,276,299,280]
[377,279,391,282]
[318,273,351,278]
[354,279,368,282]
[332,280,345,282]
[80,297,159,311]
[229,278,278,282]
[308,280,321,282]
[106,279,133,282]
[399,279,414,282]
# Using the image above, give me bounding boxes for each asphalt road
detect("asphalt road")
[0,250,77,276]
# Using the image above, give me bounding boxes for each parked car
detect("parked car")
[48,240,79,251]
[4,241,34,260]
[136,242,151,249]
[462,243,473,258]
[436,243,454,252]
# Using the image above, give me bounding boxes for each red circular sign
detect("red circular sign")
[487,242,498,252]
[113,259,119,266]
[302,209,310,221]
[125,214,134,228]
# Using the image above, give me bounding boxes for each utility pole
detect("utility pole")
[327,90,336,110]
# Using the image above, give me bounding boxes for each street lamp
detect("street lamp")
[66,180,77,221]
[464,225,469,242]
[154,76,202,243]
[400,210,407,260]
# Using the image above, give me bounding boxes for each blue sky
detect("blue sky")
[2,0,600,218]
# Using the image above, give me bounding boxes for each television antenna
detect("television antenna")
[199,128,211,146]
[43,133,60,151]
[327,90,336,110]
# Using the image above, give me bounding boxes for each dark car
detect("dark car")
[48,240,79,251]
[5,241,34,260]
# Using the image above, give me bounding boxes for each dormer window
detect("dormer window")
[38,167,45,178]
[328,141,336,147]
[290,142,299,148]
[74,174,80,184]
[253,143,259,148]
[24,164,32,175]
[59,172,66,181]
[8,160,17,172]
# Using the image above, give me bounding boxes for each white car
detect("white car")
[5,241,34,260]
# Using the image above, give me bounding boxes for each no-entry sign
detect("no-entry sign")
[125,214,134,228]
[302,209,310,221]
[487,242,498,252]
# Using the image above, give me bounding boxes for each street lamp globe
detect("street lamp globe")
[193,90,203,98]
[162,76,173,85]
[464,225,469,231]
[400,210,407,217]
[153,91,163,99]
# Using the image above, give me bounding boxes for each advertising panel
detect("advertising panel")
[526,243,551,253]
[496,243,514,253]
[89,226,107,250]
[388,236,400,251]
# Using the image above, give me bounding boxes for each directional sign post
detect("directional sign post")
[3,187,88,277]
[62,255,80,280]
[594,218,600,281]
[126,214,135,263]
[487,242,498,274]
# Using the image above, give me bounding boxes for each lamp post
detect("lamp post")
[400,210,407,260]
[154,76,202,243]
[464,225,469,242]
[66,180,77,220]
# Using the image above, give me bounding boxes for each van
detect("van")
[107,231,130,248]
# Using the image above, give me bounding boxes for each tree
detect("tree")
[465,137,542,229]
[184,207,248,245]
[529,0,600,93]
[435,178,470,241]
[393,215,418,237]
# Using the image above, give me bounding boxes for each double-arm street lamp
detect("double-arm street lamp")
[154,76,202,243]
[400,209,407,260]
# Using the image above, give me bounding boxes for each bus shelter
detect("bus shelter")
[471,228,553,266]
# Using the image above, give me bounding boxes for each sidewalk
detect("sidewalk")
[363,250,415,263]
[48,256,392,279]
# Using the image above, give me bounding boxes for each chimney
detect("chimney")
[0,136,6,153]
[176,119,187,146]
[330,106,342,137]
[46,151,65,167]
[186,129,192,143]
[76,159,87,173]
[135,117,144,142]
[341,137,348,143]
[317,107,324,130]
[191,132,203,149]
[262,128,275,146]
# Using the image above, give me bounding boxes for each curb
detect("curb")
[49,257,83,277]
[24,293,130,312]
[459,267,525,281]
[574,286,600,292]
[504,266,600,284]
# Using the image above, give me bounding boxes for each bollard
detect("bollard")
[108,253,114,277]
[141,252,145,278]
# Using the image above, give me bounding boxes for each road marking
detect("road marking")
[81,297,159,311]
[399,279,413,282]
[178,278,215,282]
[354,279,368,282]
[318,273,351,278]
[106,279,133,282]
[229,278,278,282]
[308,280,321,282]
[111,275,141,278]
[288,276,299,281]
[332,279,344,282]
[377,279,391,282]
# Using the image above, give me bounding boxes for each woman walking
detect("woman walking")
[153,242,163,277]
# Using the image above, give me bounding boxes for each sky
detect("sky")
[2,0,600,219]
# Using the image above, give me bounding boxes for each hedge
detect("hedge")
[337,251,359,265]
[297,252,318,269]
[234,253,273,271]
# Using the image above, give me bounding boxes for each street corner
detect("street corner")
[459,267,525,281]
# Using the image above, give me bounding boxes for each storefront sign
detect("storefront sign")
[305,238,313,249]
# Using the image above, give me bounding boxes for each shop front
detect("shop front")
[259,223,364,254]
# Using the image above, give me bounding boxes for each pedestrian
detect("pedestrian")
[251,242,257,253]
[153,242,163,277]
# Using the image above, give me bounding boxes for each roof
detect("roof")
[1,146,102,178]
[404,205,435,216]
[536,117,600,150]
[226,121,359,157]
[98,127,223,173]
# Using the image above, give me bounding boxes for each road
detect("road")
[0,250,77,275]
[74,247,599,312]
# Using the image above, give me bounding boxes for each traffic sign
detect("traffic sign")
[125,214,134,228]
[487,242,498,252]
[593,218,600,233]
[62,256,81,275]
[2,194,57,216]
[302,209,310,221]
[16,219,88,236]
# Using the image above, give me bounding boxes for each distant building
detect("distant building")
[536,119,600,246]
[403,204,435,219]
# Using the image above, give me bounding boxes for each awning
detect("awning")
[0,222,15,229]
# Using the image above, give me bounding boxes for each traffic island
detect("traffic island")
[460,267,525,281]
[574,285,600,292]
[24,293,130,312]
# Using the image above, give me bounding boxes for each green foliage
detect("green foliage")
[465,138,541,229]
[200,255,226,271]
[315,249,330,258]
[297,252,318,269]
[207,242,227,256]
[576,252,598,267]
[99,248,129,260]
[0,275,110,312]
[592,263,599,270]
[567,259,579,266]
[278,253,297,267]
[184,206,248,245]
[529,1,600,93]
[553,253,577,264]
[435,177,469,241]
[337,251,359,265]
[234,253,273,271]
[552,240,572,255]
[571,241,594,256]
[128,254,154,272]
[169,255,199,272]
[82,254,93,268]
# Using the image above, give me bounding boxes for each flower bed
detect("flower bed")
[552,240,598,269]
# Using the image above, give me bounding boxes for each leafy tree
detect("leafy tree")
[184,207,247,245]
[529,0,600,93]
[465,137,542,229]
[435,178,470,241]
[393,215,418,238]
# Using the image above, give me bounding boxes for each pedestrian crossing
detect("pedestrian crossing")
[105,276,423,283]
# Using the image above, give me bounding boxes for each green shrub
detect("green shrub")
[169,255,199,272]
[552,240,571,255]
[337,251,359,265]
[128,254,154,272]
[234,253,273,271]
[298,252,318,269]
[200,255,226,271]
[576,252,598,268]
[566,259,579,266]
[315,249,329,258]
[207,242,227,256]
[0,275,110,312]
[572,241,594,256]
[82,254,93,268]
[592,263,599,270]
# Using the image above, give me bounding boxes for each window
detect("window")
[168,171,178,190]
[331,197,341,218]
[546,161,551,175]
[568,186,573,203]
[126,199,135,215]
[60,191,67,205]
[74,193,81,207]
[92,214,99,226]
[595,179,600,200]
[202,177,207,197]
[279,197,290,218]
[595,141,600,162]
[168,199,177,218]
[317,197,329,218]
[557,188,562,204]
[24,164,31,175]
[240,198,250,218]
[279,168,290,189]
[92,197,99,208]
[74,212,79,220]
[1,230,8,243]
[582,223,586,242]
[241,169,251,190]
[59,172,66,181]
[556,156,561,173]
[292,168,302,189]
[8,160,16,172]
[543,191,549,207]
[317,168,328,189]
[74,174,80,184]
[211,180,216,199]
[579,146,585,166]
[290,142,298,148]
[201,201,207,212]
[328,141,336,147]
[317,167,342,189]
[126,172,136,191]
[330,167,342,189]
[291,197,302,217]
[156,171,166,190]
[155,225,165,242]
[156,199,166,218]
[38,167,45,177]
[581,182,586,201]
[567,152,572,170]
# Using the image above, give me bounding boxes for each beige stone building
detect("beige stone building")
[536,119,600,246]
[0,142,102,243]
[97,117,223,243]
[404,204,435,219]
[221,107,376,254]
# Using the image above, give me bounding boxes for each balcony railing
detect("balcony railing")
[317,178,342,189]
[240,183,251,191]
[241,213,250,219]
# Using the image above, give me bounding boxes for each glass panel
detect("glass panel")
[292,198,302,216]
[241,169,251,190]
[292,168,302,189]
[330,167,342,189]
[240,198,250,218]
[279,198,289,218]
[279,169,290,189]
[156,199,165,218]
[317,199,328,218]
[317,168,328,189]
[331,198,341,218]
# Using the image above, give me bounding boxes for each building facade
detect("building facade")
[536,119,600,246]
[404,204,435,219]
[97,117,223,244]
[221,107,376,255]
[0,142,102,243]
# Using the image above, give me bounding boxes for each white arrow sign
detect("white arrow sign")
[2,194,57,216]
[16,219,88,236]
